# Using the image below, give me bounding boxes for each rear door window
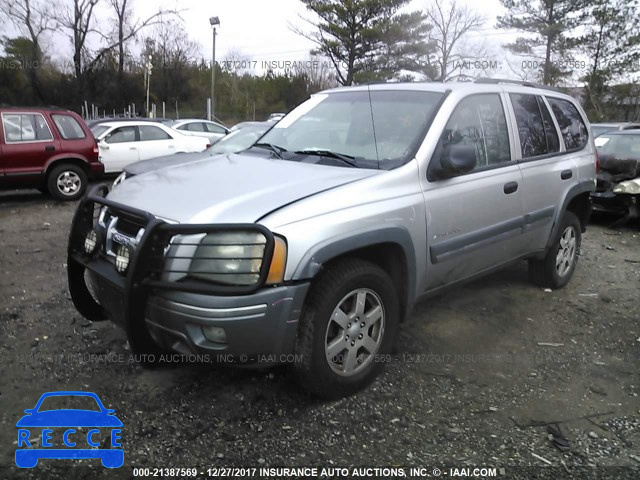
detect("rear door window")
[546,97,589,151]
[510,94,559,159]
[206,123,227,134]
[2,113,53,142]
[52,114,86,140]
[139,125,172,141]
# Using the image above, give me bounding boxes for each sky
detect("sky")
[134,0,513,71]
[1,0,521,76]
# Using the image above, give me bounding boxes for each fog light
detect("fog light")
[84,230,98,254]
[115,244,131,274]
[202,326,227,344]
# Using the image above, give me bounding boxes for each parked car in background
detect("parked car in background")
[86,117,174,130]
[592,130,640,222]
[169,119,229,144]
[112,122,273,186]
[591,122,640,138]
[0,107,103,200]
[69,80,595,398]
[230,117,280,132]
[92,121,209,173]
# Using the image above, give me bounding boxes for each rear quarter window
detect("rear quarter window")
[546,97,589,151]
[52,114,87,140]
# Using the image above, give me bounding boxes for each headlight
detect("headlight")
[112,172,127,188]
[613,179,640,194]
[189,232,267,286]
[188,232,287,286]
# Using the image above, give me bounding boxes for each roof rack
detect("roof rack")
[474,77,563,93]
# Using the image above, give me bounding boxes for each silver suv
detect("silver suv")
[68,79,596,398]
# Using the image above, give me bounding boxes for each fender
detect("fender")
[44,154,91,174]
[545,180,595,251]
[292,226,418,306]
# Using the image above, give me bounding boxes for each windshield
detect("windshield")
[258,89,444,168]
[210,126,269,154]
[38,395,101,412]
[596,134,640,159]
[592,126,616,137]
[91,125,110,139]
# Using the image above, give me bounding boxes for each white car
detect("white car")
[169,119,229,144]
[92,121,209,173]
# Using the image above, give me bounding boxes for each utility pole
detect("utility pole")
[209,16,220,121]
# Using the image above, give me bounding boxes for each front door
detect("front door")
[101,126,139,173]
[422,93,525,291]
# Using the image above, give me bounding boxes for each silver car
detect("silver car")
[68,80,596,398]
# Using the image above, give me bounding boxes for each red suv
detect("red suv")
[0,108,104,200]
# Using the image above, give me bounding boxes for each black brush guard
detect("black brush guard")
[67,185,275,351]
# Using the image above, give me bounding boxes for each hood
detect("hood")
[125,151,212,176]
[108,153,380,224]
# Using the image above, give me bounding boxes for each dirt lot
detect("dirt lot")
[1,188,639,479]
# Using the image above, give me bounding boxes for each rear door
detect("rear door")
[50,113,92,160]
[422,93,526,291]
[137,125,176,160]
[507,93,586,253]
[1,112,60,178]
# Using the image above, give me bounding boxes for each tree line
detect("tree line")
[1,0,639,124]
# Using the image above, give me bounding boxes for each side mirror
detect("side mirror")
[99,140,110,150]
[24,409,34,414]
[436,144,477,178]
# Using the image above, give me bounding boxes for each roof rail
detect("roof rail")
[474,77,563,93]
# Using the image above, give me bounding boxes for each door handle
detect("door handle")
[561,169,573,180]
[129,147,137,150]
[45,146,55,152]
[504,182,518,194]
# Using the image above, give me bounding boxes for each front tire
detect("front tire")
[293,259,400,399]
[529,211,581,289]
[47,164,87,201]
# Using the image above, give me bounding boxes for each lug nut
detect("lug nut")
[351,341,356,346]
[359,334,363,339]
[346,335,349,340]
[361,322,365,328]
[347,323,351,328]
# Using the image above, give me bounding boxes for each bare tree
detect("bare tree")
[0,0,53,100]
[55,0,176,91]
[424,0,485,81]
[292,55,337,92]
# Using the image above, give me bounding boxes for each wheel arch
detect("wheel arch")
[546,181,594,251]
[44,156,91,178]
[292,228,417,322]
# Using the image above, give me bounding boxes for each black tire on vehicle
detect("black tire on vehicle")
[529,211,581,289]
[47,164,87,201]
[293,258,400,399]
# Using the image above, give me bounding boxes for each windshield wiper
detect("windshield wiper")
[294,149,359,168]
[253,142,287,159]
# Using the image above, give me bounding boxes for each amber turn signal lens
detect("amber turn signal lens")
[266,237,287,285]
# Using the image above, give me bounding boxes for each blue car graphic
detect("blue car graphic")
[15,391,123,468]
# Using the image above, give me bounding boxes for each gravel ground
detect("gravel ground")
[0,189,639,480]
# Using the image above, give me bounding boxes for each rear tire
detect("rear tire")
[529,211,581,289]
[293,259,400,399]
[47,164,87,201]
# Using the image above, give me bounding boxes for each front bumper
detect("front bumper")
[591,190,637,215]
[68,185,309,363]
